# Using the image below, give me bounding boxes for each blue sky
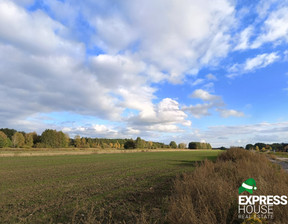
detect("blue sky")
[1,0,288,147]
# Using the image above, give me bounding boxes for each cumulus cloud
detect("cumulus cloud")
[190,89,221,101]
[0,1,157,132]
[0,44,123,122]
[127,98,191,133]
[2,0,280,143]
[0,0,241,135]
[62,124,119,138]
[182,103,213,118]
[184,89,244,118]
[0,0,83,57]
[73,0,236,83]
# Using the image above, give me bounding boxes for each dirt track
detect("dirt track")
[270,157,288,172]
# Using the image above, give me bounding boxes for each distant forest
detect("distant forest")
[244,142,288,152]
[0,128,215,150]
[0,128,168,149]
[1,128,288,151]
[0,128,206,150]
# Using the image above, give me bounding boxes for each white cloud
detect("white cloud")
[127,98,191,133]
[202,82,215,92]
[190,89,221,101]
[204,121,288,147]
[93,15,138,54]
[77,0,235,83]
[227,52,280,78]
[157,98,190,125]
[256,0,278,19]
[234,26,253,50]
[124,127,141,135]
[90,54,146,89]
[0,2,159,132]
[0,0,83,57]
[200,31,231,66]
[185,89,244,118]
[244,53,279,71]
[217,109,245,118]
[2,0,281,142]
[191,79,205,86]
[182,103,212,118]
[0,44,123,122]
[206,73,217,81]
[252,7,288,48]
[61,124,119,138]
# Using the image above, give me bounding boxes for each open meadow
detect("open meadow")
[0,150,220,223]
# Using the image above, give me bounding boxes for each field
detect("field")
[0,150,220,223]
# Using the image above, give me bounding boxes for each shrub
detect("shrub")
[124,139,136,149]
[168,148,288,224]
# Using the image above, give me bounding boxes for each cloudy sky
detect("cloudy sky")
[1,0,288,147]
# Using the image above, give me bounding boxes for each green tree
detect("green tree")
[206,143,212,149]
[25,132,35,148]
[80,137,89,148]
[169,141,177,149]
[124,139,136,149]
[56,131,68,148]
[255,143,266,150]
[41,129,68,148]
[74,135,81,148]
[188,141,212,149]
[135,137,145,149]
[12,132,25,148]
[188,142,197,149]
[178,143,186,149]
[0,131,9,148]
[245,144,254,150]
[41,129,57,147]
[0,128,17,140]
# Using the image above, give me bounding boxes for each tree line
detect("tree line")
[245,142,288,152]
[0,128,214,150]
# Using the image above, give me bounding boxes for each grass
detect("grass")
[268,151,288,158]
[0,150,220,223]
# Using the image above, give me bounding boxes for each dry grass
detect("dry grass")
[0,148,193,157]
[167,148,288,224]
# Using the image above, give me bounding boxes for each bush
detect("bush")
[168,148,288,224]
[124,139,136,149]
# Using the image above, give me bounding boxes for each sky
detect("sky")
[1,0,288,147]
